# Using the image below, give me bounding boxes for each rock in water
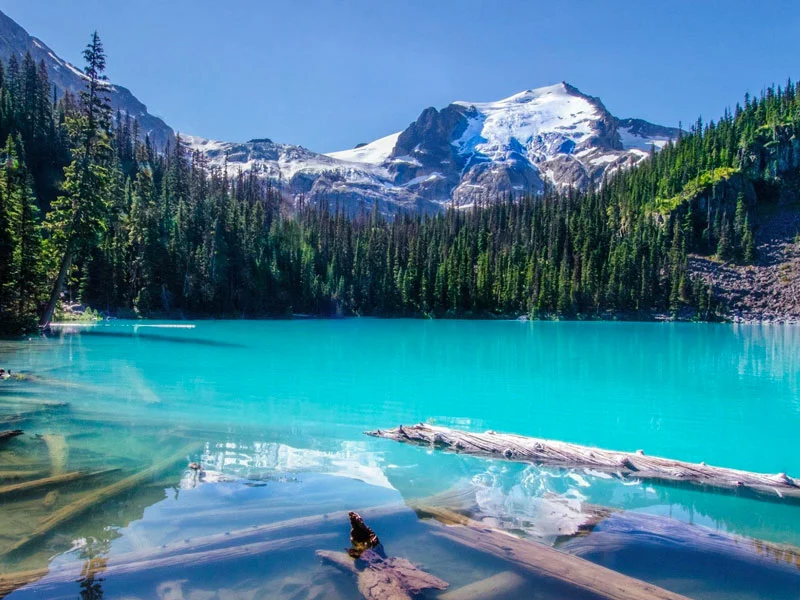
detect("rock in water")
[317,512,448,600]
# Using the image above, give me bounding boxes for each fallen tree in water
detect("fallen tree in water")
[317,509,688,600]
[317,511,449,600]
[0,469,117,499]
[429,517,688,600]
[0,429,23,444]
[2,500,688,600]
[6,443,203,555]
[367,424,800,501]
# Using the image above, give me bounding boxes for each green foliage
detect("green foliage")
[655,167,738,214]
[40,32,114,327]
[1,37,800,328]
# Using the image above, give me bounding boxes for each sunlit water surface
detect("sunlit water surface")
[1,320,799,599]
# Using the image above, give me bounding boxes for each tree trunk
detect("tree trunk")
[39,246,74,328]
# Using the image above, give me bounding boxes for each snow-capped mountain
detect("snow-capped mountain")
[187,82,679,212]
[182,134,442,213]
[0,10,174,147]
[0,9,678,213]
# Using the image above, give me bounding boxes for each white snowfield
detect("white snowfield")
[618,125,672,152]
[452,83,599,160]
[327,131,401,165]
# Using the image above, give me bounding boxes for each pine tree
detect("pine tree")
[40,32,113,326]
[716,216,734,260]
[0,138,14,317]
[741,216,756,265]
[12,171,44,323]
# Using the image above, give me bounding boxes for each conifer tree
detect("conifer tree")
[40,32,113,326]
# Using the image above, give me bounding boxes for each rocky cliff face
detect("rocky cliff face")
[0,10,174,147]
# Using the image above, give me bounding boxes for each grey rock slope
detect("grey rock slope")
[0,9,174,147]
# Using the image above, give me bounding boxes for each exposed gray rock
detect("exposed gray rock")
[689,206,800,323]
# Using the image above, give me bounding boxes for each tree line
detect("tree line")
[1,33,799,331]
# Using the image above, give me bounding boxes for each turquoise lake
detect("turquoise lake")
[1,320,800,599]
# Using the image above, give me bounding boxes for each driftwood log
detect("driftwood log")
[0,469,47,481]
[426,513,688,600]
[439,571,528,600]
[367,424,800,501]
[0,405,65,428]
[561,510,800,572]
[0,429,23,444]
[0,469,118,499]
[408,486,614,542]
[6,443,203,555]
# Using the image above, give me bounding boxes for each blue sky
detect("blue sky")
[2,1,799,153]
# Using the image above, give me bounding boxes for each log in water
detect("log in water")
[430,520,688,600]
[0,469,118,499]
[367,424,800,501]
[5,443,202,555]
[0,430,23,444]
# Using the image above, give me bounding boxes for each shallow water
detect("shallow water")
[1,320,800,598]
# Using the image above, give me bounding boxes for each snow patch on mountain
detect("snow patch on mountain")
[619,125,671,151]
[327,132,401,165]
[452,83,598,161]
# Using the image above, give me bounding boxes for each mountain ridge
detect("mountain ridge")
[0,9,679,213]
[185,83,680,213]
[0,9,174,147]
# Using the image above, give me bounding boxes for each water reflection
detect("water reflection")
[2,321,800,598]
[77,538,108,600]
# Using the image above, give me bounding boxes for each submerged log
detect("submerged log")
[318,550,450,600]
[408,486,613,541]
[0,429,23,444]
[560,510,800,575]
[0,405,64,427]
[0,469,47,481]
[0,531,337,597]
[367,424,800,501]
[6,442,203,555]
[439,571,528,600]
[0,568,46,598]
[430,519,688,600]
[0,469,117,499]
[317,512,449,600]
[0,398,69,414]
[0,504,409,596]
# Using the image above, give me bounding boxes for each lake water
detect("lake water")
[1,320,799,599]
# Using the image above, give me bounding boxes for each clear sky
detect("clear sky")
[2,0,798,153]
